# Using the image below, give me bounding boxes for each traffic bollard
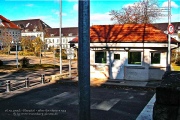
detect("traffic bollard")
[41,74,45,84]
[25,77,30,88]
[6,80,11,92]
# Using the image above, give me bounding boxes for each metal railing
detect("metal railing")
[0,74,50,93]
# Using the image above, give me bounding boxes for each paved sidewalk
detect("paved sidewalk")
[103,79,161,88]
[62,77,161,89]
[136,94,156,120]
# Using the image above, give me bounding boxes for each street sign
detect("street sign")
[66,48,74,59]
[168,24,174,34]
[67,54,74,59]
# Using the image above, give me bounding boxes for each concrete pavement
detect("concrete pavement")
[0,82,155,120]
[0,68,160,120]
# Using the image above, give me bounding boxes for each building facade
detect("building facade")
[70,24,179,81]
[0,15,21,51]
[12,19,51,43]
[45,27,78,50]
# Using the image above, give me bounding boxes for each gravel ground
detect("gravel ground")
[0,52,77,72]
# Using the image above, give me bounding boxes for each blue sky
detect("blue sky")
[0,0,179,28]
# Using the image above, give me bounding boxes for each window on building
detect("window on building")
[95,51,106,63]
[114,54,120,60]
[68,33,72,36]
[25,29,29,32]
[128,52,141,65]
[63,38,66,43]
[151,52,161,64]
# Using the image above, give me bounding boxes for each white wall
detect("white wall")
[45,36,76,49]
[90,47,168,81]
[0,28,21,50]
[21,32,44,41]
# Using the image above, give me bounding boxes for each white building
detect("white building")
[0,15,21,50]
[12,19,51,44]
[70,24,179,81]
[45,27,78,49]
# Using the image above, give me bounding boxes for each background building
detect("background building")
[45,27,78,50]
[70,24,179,81]
[0,15,21,51]
[12,19,51,42]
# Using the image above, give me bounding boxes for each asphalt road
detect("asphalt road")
[0,83,155,120]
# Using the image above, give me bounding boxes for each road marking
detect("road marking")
[36,92,120,111]
[91,98,120,111]
[70,99,79,105]
[136,94,156,120]
[36,92,75,106]
[70,98,120,111]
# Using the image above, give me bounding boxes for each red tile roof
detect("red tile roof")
[0,15,20,29]
[71,24,178,43]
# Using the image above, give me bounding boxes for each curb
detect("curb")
[0,81,54,102]
[55,79,158,90]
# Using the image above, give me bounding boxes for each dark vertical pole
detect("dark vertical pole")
[78,0,90,120]
[25,77,30,88]
[6,80,11,92]
[41,74,45,84]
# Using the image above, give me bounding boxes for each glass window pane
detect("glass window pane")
[128,52,141,65]
[95,51,106,63]
[114,54,120,60]
[151,53,161,64]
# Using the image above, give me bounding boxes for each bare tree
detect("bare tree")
[110,0,164,24]
[0,26,13,55]
[20,36,33,53]
[32,37,43,53]
[32,37,43,64]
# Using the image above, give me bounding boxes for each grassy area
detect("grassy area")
[0,64,59,73]
[171,63,180,71]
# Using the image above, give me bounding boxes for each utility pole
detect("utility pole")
[167,0,171,71]
[78,0,90,120]
[59,0,62,74]
[15,40,18,68]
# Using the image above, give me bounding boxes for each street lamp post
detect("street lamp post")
[59,0,62,74]
[15,40,18,68]
[167,0,171,71]
[0,43,3,50]
[53,39,55,66]
[40,47,42,65]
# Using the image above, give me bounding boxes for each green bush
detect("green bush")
[55,53,67,59]
[19,57,30,68]
[0,49,9,55]
[55,49,67,60]
[19,51,35,56]
[35,52,43,57]
[175,57,180,65]
[0,60,3,66]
